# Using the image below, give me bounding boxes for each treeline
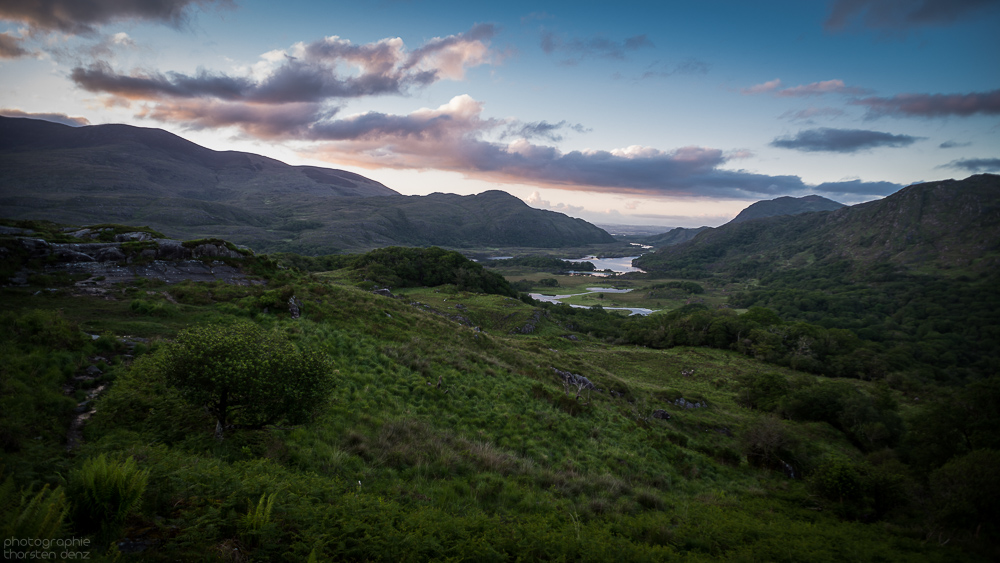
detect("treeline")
[346,246,516,297]
[730,262,1000,383]
[489,255,596,272]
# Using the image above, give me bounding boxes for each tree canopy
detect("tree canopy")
[159,322,334,439]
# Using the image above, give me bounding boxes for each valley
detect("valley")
[2,191,997,560]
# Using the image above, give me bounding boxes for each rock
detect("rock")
[554,368,596,390]
[53,248,96,262]
[85,365,103,376]
[154,239,190,260]
[652,409,671,420]
[114,232,153,242]
[94,246,126,261]
[373,288,396,298]
[288,296,302,319]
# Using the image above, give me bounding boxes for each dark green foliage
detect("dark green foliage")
[272,252,352,272]
[930,449,1000,535]
[490,255,596,272]
[734,372,789,411]
[67,454,148,547]
[347,246,517,297]
[903,377,1000,473]
[156,321,335,439]
[0,474,68,542]
[739,415,798,471]
[648,280,705,294]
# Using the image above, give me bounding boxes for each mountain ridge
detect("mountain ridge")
[726,194,845,225]
[0,116,615,253]
[634,174,1000,278]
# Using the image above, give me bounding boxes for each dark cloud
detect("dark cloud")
[298,97,901,201]
[770,128,921,152]
[939,140,972,148]
[851,89,1000,118]
[940,157,1000,172]
[0,32,28,58]
[540,31,654,62]
[0,109,90,126]
[0,0,233,35]
[71,25,497,109]
[500,120,590,142]
[825,0,1000,31]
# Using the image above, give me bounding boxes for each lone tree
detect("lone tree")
[160,321,334,440]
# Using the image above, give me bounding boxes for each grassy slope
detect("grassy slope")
[0,262,978,561]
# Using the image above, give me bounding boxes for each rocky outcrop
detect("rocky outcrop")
[6,234,259,286]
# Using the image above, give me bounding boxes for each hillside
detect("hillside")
[0,117,615,253]
[634,174,1000,278]
[643,226,710,247]
[1,223,996,561]
[727,194,845,225]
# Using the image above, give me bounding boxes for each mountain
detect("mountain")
[727,194,845,225]
[643,226,710,247]
[0,116,614,253]
[634,174,1000,278]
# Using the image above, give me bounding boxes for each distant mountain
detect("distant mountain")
[727,194,845,225]
[643,226,710,247]
[0,117,614,253]
[634,174,1000,278]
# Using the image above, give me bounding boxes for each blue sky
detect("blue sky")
[2,0,998,227]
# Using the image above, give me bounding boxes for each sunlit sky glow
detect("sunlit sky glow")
[2,0,998,227]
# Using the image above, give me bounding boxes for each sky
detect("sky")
[1,0,998,228]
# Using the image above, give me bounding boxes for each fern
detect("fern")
[0,474,69,540]
[239,492,277,548]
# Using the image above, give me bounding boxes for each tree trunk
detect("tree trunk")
[215,389,229,441]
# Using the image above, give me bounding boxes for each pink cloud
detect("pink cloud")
[742,78,870,97]
[740,79,782,95]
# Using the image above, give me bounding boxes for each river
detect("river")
[528,287,654,316]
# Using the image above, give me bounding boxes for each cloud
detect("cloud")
[524,191,585,215]
[500,120,590,142]
[851,89,1000,118]
[741,79,782,95]
[779,107,846,121]
[540,31,654,63]
[742,78,870,97]
[939,140,972,148]
[825,0,1000,31]
[295,96,900,200]
[770,127,921,152]
[776,79,872,97]
[940,157,1000,172]
[71,26,497,108]
[0,109,91,126]
[0,0,233,36]
[639,57,710,80]
[0,31,28,58]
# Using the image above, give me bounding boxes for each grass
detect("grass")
[0,254,990,561]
